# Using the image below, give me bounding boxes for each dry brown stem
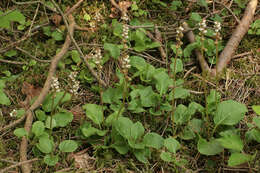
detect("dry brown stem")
[65,0,84,16]
[0,158,39,173]
[216,0,258,73]
[19,14,75,173]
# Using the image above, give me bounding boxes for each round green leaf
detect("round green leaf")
[114,117,133,139]
[143,132,164,149]
[217,134,243,152]
[252,105,260,115]
[59,140,78,153]
[53,111,73,127]
[32,121,45,137]
[130,121,145,141]
[45,116,57,129]
[14,128,28,138]
[197,137,223,156]
[0,90,11,105]
[44,154,59,166]
[228,153,252,167]
[160,151,174,162]
[164,137,181,153]
[214,100,248,126]
[42,92,71,112]
[82,104,104,125]
[36,137,53,154]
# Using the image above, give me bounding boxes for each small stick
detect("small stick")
[65,0,84,16]
[0,59,27,65]
[0,158,39,173]
[16,47,51,63]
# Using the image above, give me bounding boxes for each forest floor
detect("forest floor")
[0,0,260,173]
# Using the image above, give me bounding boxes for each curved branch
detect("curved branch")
[19,14,75,173]
[216,0,258,73]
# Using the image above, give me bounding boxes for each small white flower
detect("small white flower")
[10,109,17,117]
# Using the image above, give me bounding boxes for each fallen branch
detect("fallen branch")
[216,0,258,73]
[183,22,211,74]
[0,158,39,173]
[19,14,75,173]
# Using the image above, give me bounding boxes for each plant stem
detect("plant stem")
[171,48,178,135]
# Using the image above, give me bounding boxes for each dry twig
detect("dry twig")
[0,158,39,173]
[19,14,75,173]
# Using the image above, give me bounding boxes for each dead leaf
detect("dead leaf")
[51,14,62,26]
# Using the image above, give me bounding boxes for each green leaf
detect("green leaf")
[190,12,202,22]
[214,100,248,126]
[45,116,57,129]
[153,69,172,95]
[245,129,260,143]
[104,43,121,59]
[139,86,158,107]
[4,50,17,57]
[253,117,260,128]
[173,104,190,125]
[0,10,25,29]
[133,149,150,163]
[160,151,174,162]
[59,140,78,152]
[36,137,53,154]
[143,132,164,149]
[32,121,45,137]
[102,87,123,104]
[14,128,28,138]
[197,0,208,8]
[42,92,71,112]
[43,26,52,36]
[170,58,183,74]
[82,104,104,125]
[207,89,221,114]
[183,42,198,58]
[252,105,260,115]
[53,111,73,127]
[35,109,47,121]
[15,109,26,118]
[228,153,252,166]
[217,134,243,151]
[112,19,123,37]
[114,117,133,139]
[164,137,180,154]
[44,154,59,166]
[81,126,107,138]
[197,137,223,155]
[130,121,145,141]
[111,141,129,154]
[234,0,248,8]
[71,50,81,63]
[0,90,11,105]
[170,1,182,11]
[130,56,147,71]
[172,87,190,99]
[83,13,91,21]
[51,30,63,41]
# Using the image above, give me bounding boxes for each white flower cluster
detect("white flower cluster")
[214,21,221,33]
[122,54,131,69]
[199,19,207,34]
[94,12,102,22]
[121,13,129,21]
[122,24,129,40]
[10,109,17,117]
[92,48,102,68]
[176,25,184,46]
[51,76,61,92]
[69,72,80,95]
